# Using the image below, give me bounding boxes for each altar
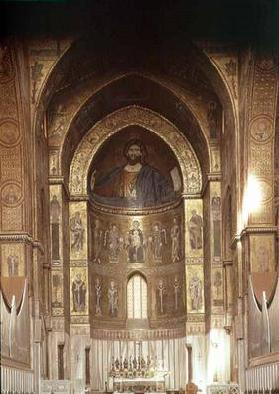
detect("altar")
[112,373,167,393]
[108,353,169,393]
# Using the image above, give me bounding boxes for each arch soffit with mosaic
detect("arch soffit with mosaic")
[51,72,212,176]
[49,71,211,145]
[31,41,75,138]
[69,106,202,197]
[34,38,234,151]
[54,73,213,181]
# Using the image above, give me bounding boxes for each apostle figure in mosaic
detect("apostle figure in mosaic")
[108,280,118,317]
[188,210,203,249]
[104,223,123,261]
[173,276,180,310]
[70,211,84,252]
[72,273,86,312]
[170,217,180,263]
[126,220,144,263]
[157,279,166,314]
[189,272,202,311]
[7,255,19,277]
[95,278,102,316]
[211,195,221,212]
[50,195,61,223]
[50,195,61,261]
[149,222,167,261]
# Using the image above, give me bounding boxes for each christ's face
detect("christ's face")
[126,144,142,164]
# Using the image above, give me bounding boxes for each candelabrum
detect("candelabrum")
[110,354,155,378]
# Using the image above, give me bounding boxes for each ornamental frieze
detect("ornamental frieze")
[91,327,185,340]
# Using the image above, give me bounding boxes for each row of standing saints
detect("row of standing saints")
[72,273,203,316]
[70,211,203,264]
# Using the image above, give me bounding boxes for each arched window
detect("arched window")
[127,275,147,319]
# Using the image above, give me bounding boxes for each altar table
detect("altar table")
[112,373,167,393]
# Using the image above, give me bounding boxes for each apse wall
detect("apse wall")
[86,193,186,390]
[89,203,185,329]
